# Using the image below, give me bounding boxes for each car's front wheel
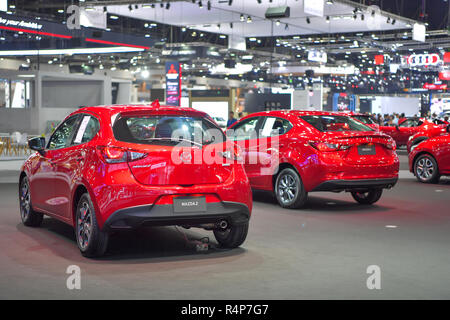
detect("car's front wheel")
[76,193,109,258]
[19,176,43,227]
[275,168,307,209]
[351,189,383,205]
[414,154,440,183]
[213,222,248,248]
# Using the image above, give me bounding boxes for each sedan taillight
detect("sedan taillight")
[98,146,147,163]
[309,141,349,152]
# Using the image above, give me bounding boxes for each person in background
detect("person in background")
[399,113,406,124]
[238,112,244,120]
[227,111,237,128]
[393,113,399,126]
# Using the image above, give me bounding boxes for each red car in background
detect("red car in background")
[227,111,399,209]
[380,117,448,148]
[409,135,450,183]
[347,113,380,131]
[20,102,252,257]
[407,120,450,152]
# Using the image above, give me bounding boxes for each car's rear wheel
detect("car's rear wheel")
[76,193,109,258]
[275,168,307,209]
[19,176,43,227]
[414,154,440,183]
[213,222,248,248]
[351,189,383,205]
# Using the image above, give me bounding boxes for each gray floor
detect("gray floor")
[1,153,450,299]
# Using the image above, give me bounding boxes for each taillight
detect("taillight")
[98,146,147,163]
[385,140,396,151]
[309,141,345,152]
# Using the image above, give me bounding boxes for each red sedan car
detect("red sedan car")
[409,134,450,183]
[380,118,447,147]
[227,111,399,208]
[20,102,252,257]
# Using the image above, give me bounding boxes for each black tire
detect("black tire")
[274,168,307,209]
[214,222,249,248]
[351,189,383,205]
[414,154,440,184]
[75,193,109,258]
[19,176,43,227]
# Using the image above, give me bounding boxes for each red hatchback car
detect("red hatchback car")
[227,111,399,208]
[20,103,252,257]
[380,118,448,147]
[409,134,450,183]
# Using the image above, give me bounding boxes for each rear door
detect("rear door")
[227,117,264,187]
[253,116,293,189]
[38,114,81,216]
[51,114,100,219]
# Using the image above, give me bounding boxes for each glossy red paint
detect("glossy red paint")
[409,134,450,177]
[228,110,399,202]
[380,118,448,147]
[21,105,252,231]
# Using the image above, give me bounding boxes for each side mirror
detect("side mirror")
[28,137,46,156]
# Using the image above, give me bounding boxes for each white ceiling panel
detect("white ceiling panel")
[105,0,411,37]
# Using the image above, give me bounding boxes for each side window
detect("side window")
[73,115,100,144]
[48,115,80,150]
[260,117,292,137]
[228,117,260,141]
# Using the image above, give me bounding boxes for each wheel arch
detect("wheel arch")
[272,162,303,191]
[72,184,89,227]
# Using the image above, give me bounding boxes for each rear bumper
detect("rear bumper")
[103,201,250,232]
[311,177,398,192]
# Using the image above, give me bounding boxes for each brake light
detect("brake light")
[98,146,147,163]
[309,142,343,152]
[385,140,397,151]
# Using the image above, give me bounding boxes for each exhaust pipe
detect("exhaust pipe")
[199,220,229,230]
[217,220,228,229]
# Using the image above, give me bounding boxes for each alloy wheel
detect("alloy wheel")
[278,173,298,205]
[77,201,93,250]
[416,157,434,180]
[19,179,31,221]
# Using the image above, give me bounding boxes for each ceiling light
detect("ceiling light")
[240,14,245,22]
[306,17,311,24]
[0,47,146,56]
[228,0,233,5]
[199,1,203,8]
[247,16,252,23]
[326,16,330,23]
[207,1,211,10]
[166,2,170,10]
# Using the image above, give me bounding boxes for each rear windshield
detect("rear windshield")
[352,115,376,125]
[301,115,374,132]
[113,115,225,146]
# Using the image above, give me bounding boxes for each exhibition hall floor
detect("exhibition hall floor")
[1,153,450,299]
